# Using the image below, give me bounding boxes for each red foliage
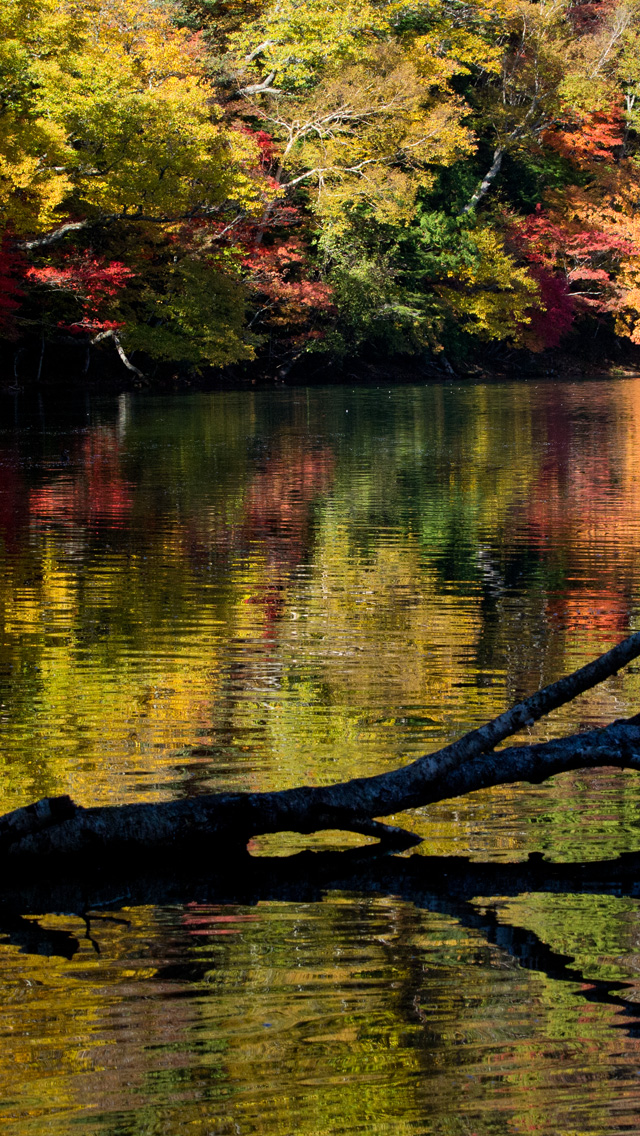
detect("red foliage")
[566,0,618,33]
[522,267,575,350]
[63,319,124,335]
[0,239,25,337]
[511,205,639,333]
[25,252,133,336]
[26,256,134,309]
[174,202,334,348]
[522,210,637,268]
[236,125,278,166]
[242,238,334,335]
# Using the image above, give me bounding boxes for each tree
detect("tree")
[1,0,267,233]
[0,0,77,236]
[0,0,274,371]
[6,0,640,373]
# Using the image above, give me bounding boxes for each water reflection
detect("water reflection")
[3,379,640,1132]
[3,850,640,1135]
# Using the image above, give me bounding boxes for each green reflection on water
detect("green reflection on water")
[2,379,640,1133]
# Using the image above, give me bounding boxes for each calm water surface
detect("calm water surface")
[2,380,640,1133]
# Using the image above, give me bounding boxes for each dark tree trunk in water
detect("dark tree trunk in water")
[4,632,640,875]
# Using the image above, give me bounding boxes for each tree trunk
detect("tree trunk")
[4,633,640,874]
[460,146,504,215]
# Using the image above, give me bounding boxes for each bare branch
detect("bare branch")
[590,4,633,77]
[283,158,381,189]
[460,147,505,215]
[20,221,92,251]
[193,213,245,251]
[17,207,236,250]
[459,94,549,215]
[91,329,145,378]
[112,333,145,378]
[239,72,279,95]
[245,40,274,63]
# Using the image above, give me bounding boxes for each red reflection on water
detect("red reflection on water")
[29,428,132,529]
[183,904,259,936]
[546,588,629,640]
[243,444,335,633]
[513,394,633,639]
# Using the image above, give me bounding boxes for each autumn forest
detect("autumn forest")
[2,0,640,382]
[7,1,640,1127]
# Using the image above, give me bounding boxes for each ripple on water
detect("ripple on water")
[2,897,640,1136]
[2,381,640,1133]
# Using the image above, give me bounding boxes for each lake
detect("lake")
[2,378,640,1134]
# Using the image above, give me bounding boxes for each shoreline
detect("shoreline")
[2,341,640,397]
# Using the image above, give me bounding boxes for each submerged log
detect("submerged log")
[4,631,640,873]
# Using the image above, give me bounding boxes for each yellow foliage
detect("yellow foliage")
[437,227,539,339]
[279,47,473,226]
[415,26,502,83]
[237,22,474,227]
[0,0,77,231]
[229,0,409,90]
[0,0,268,235]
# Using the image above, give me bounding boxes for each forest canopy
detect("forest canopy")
[2,0,640,378]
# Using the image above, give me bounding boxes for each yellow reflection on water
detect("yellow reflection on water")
[2,382,640,835]
[3,381,640,1132]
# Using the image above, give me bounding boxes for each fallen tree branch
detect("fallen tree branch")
[6,716,640,869]
[3,633,640,871]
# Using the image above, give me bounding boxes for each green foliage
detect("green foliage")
[122,255,253,367]
[317,206,539,360]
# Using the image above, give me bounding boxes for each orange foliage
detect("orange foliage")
[543,107,625,166]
